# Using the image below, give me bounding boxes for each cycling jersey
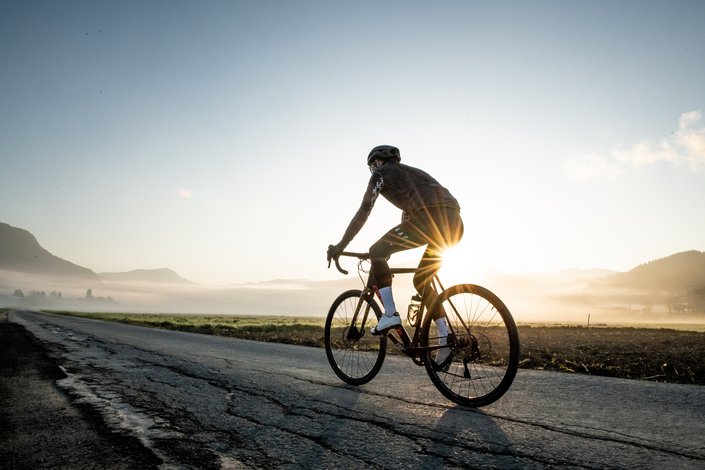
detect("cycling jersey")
[339,161,460,248]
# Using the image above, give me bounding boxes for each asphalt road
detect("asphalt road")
[4,310,705,469]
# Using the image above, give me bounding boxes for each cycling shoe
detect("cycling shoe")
[370,312,401,335]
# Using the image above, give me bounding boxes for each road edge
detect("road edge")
[0,310,163,468]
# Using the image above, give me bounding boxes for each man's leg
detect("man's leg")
[413,245,444,318]
[411,208,464,366]
[412,246,454,365]
[412,207,464,318]
[368,222,424,333]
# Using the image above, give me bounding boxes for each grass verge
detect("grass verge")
[46,310,705,385]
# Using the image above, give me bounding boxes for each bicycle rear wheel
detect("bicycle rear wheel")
[324,289,387,385]
[422,284,519,407]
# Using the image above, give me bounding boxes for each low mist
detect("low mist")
[1,269,703,330]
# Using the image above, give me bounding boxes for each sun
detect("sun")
[438,243,493,285]
[385,238,506,287]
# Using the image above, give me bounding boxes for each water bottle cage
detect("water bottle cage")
[406,302,419,328]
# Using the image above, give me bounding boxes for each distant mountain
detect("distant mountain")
[589,251,705,313]
[598,251,705,292]
[0,222,192,284]
[0,222,98,279]
[100,268,194,284]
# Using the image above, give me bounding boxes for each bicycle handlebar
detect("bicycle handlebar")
[327,249,421,276]
[327,249,370,275]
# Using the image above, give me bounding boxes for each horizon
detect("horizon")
[2,244,704,328]
[2,2,705,286]
[3,218,702,285]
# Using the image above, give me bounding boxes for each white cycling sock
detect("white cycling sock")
[435,317,449,345]
[378,287,397,315]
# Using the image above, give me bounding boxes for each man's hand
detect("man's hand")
[326,244,350,275]
[327,244,342,265]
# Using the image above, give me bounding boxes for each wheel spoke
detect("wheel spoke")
[424,284,519,407]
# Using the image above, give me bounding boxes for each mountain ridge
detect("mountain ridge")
[0,222,191,284]
[100,268,194,284]
[2,222,704,297]
[0,222,98,279]
[596,250,705,292]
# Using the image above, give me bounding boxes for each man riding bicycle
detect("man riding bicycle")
[327,145,464,365]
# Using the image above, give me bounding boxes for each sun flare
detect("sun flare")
[439,243,494,285]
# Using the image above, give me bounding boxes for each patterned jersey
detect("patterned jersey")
[338,161,460,248]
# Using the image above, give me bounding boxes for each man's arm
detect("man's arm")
[335,173,383,250]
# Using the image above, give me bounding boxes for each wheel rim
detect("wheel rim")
[326,292,386,384]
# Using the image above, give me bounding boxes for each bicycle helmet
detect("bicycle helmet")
[367,145,401,165]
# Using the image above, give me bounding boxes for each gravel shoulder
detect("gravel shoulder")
[0,311,161,469]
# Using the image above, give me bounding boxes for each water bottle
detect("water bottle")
[407,294,422,327]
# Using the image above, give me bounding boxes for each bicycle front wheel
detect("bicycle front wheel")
[324,289,387,385]
[422,284,519,407]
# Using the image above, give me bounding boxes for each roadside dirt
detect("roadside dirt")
[0,311,161,469]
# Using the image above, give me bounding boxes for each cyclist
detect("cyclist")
[327,145,464,365]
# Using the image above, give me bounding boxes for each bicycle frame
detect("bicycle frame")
[337,252,449,363]
[326,248,521,407]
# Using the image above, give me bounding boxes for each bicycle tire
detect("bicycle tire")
[324,289,387,385]
[421,284,519,407]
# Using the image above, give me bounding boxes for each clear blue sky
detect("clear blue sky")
[2,1,704,285]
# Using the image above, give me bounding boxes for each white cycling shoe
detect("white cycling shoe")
[370,312,401,335]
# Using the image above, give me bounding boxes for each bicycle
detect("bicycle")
[325,251,520,407]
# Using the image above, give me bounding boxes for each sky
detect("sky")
[2,0,705,286]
